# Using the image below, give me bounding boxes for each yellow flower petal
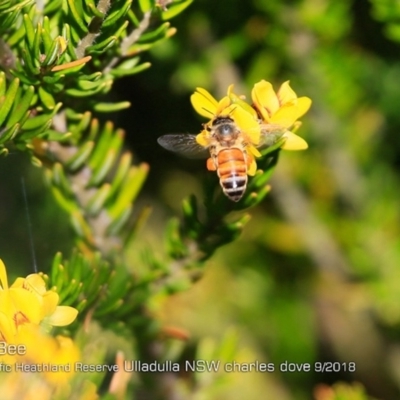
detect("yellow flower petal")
[11,277,24,288]
[46,306,78,326]
[227,84,235,95]
[248,158,257,176]
[0,287,42,330]
[0,259,8,290]
[16,325,80,386]
[0,291,13,317]
[295,96,312,119]
[270,104,304,128]
[231,106,261,145]
[252,80,280,119]
[42,291,59,317]
[0,311,15,342]
[9,288,42,325]
[277,81,297,105]
[215,96,231,115]
[13,274,47,296]
[247,145,262,158]
[196,131,209,147]
[281,131,308,150]
[228,85,258,118]
[190,87,219,119]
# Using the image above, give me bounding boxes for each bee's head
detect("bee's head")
[211,116,238,139]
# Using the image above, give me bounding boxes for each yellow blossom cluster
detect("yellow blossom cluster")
[0,259,82,397]
[0,259,78,347]
[190,80,312,175]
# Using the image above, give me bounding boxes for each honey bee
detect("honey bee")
[158,115,285,202]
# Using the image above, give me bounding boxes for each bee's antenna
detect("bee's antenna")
[21,177,38,273]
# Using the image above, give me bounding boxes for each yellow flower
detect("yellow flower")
[191,85,260,135]
[12,273,78,328]
[0,259,78,343]
[190,87,232,119]
[251,80,311,150]
[0,260,97,399]
[0,260,43,341]
[0,324,81,396]
[17,324,80,384]
[191,86,262,176]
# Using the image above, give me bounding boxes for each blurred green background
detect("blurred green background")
[2,0,400,398]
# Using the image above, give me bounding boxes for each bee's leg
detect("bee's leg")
[206,158,217,171]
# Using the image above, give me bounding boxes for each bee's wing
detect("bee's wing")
[157,134,209,159]
[256,123,286,149]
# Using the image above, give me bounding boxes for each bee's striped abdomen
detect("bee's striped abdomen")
[215,148,248,202]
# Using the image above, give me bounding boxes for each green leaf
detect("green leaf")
[21,47,40,75]
[65,81,110,97]
[0,77,20,127]
[71,210,94,240]
[45,130,72,141]
[48,183,77,214]
[18,119,53,140]
[7,85,35,127]
[86,183,112,215]
[32,22,43,61]
[112,57,140,72]
[105,152,132,201]
[127,9,140,27]
[79,71,102,81]
[41,27,53,55]
[87,122,115,171]
[138,0,155,13]
[110,61,151,78]
[64,141,95,171]
[86,36,117,54]
[88,149,118,186]
[165,217,187,258]
[66,0,89,33]
[0,73,5,97]
[86,2,106,19]
[44,0,62,13]
[7,23,26,47]
[38,86,56,110]
[102,0,132,27]
[123,205,152,247]
[182,195,202,238]
[0,124,20,144]
[42,74,64,85]
[42,36,65,66]
[75,111,93,135]
[51,163,75,197]
[21,103,62,131]
[161,0,193,20]
[77,79,105,90]
[106,205,132,236]
[23,13,36,49]
[5,0,35,12]
[108,163,149,219]
[138,22,170,43]
[93,101,131,112]
[242,185,271,208]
